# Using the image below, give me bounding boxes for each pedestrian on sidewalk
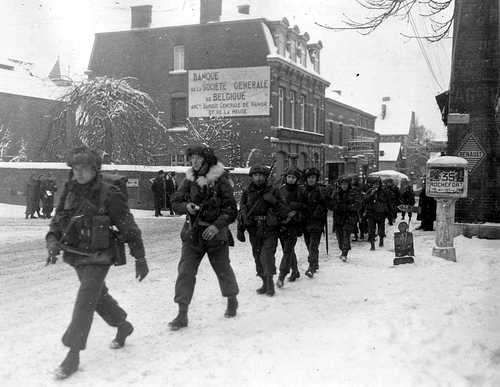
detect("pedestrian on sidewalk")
[45,146,148,380]
[416,180,436,231]
[164,172,176,215]
[401,184,416,222]
[151,170,166,217]
[169,144,239,330]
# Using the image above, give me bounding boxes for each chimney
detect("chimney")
[200,0,222,24]
[131,5,152,29]
[381,96,390,119]
[237,4,250,14]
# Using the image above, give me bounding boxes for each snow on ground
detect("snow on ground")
[1,203,500,387]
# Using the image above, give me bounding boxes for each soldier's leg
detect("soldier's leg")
[207,243,239,298]
[278,233,289,278]
[248,231,264,278]
[260,232,278,295]
[174,242,204,307]
[62,265,110,350]
[335,228,344,251]
[342,225,352,254]
[367,216,376,250]
[308,231,321,271]
[303,230,312,264]
[289,235,299,274]
[95,281,127,327]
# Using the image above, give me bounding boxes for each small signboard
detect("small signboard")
[126,178,139,188]
[347,140,376,153]
[456,134,486,172]
[394,222,415,265]
[447,113,470,124]
[427,167,466,196]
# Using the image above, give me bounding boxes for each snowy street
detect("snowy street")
[1,203,500,386]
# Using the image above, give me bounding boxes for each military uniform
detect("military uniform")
[302,168,328,277]
[46,147,148,379]
[277,167,305,285]
[384,179,401,224]
[238,165,290,296]
[364,176,393,249]
[170,145,239,329]
[330,177,361,259]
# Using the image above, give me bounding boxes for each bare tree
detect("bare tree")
[185,117,242,167]
[42,77,169,164]
[316,0,455,42]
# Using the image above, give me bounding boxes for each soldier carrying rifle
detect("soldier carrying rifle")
[45,146,149,380]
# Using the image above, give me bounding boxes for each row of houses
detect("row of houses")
[0,0,428,182]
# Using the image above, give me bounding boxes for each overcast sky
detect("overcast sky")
[1,0,452,139]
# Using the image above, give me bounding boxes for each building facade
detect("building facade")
[88,1,329,176]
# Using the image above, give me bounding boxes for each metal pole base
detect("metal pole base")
[432,246,456,262]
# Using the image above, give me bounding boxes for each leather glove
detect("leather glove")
[46,235,60,265]
[202,225,219,240]
[237,228,246,243]
[135,258,149,281]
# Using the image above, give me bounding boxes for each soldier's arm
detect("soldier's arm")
[171,179,190,215]
[212,177,238,229]
[106,186,145,259]
[46,182,70,241]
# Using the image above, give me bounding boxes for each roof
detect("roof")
[0,66,69,101]
[379,142,401,162]
[325,90,377,119]
[375,99,413,136]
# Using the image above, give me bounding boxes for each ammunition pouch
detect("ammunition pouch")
[90,215,110,250]
[110,230,126,266]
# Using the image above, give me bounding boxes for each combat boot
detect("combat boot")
[379,237,384,247]
[370,240,375,251]
[340,250,348,262]
[288,271,300,282]
[265,276,275,296]
[224,296,238,318]
[276,274,285,288]
[110,320,134,349]
[256,277,267,295]
[305,265,314,278]
[54,349,79,380]
[169,304,188,331]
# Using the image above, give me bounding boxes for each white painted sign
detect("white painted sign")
[126,178,139,188]
[188,66,270,118]
[447,113,470,124]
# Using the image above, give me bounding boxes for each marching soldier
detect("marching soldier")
[330,176,361,261]
[302,167,328,277]
[45,146,148,379]
[237,165,290,296]
[276,166,305,288]
[169,144,239,330]
[364,175,393,250]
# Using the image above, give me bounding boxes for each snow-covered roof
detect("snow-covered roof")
[375,99,413,136]
[0,66,69,101]
[379,142,401,162]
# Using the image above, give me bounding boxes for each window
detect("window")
[278,87,285,126]
[299,95,306,130]
[171,97,187,126]
[289,91,296,129]
[173,45,184,71]
[171,154,186,166]
[312,99,319,132]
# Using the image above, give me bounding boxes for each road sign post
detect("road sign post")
[426,156,468,262]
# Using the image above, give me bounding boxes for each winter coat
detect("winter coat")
[385,184,401,209]
[401,187,416,206]
[172,162,237,244]
[303,184,328,232]
[417,185,436,222]
[47,174,145,264]
[238,182,290,232]
[364,186,392,219]
[26,177,41,212]
[331,185,361,230]
[165,177,176,194]
[278,183,305,230]
[151,176,166,196]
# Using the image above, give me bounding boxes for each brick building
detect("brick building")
[87,1,330,176]
[324,92,378,182]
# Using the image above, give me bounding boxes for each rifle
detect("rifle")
[324,214,329,255]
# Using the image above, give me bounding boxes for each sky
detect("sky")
[0,0,453,139]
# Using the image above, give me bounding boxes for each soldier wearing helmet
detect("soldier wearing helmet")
[330,176,361,261]
[237,163,291,296]
[302,167,328,277]
[276,166,305,288]
[364,175,392,250]
[169,144,240,330]
[46,146,148,379]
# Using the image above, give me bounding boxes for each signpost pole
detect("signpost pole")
[426,156,468,262]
